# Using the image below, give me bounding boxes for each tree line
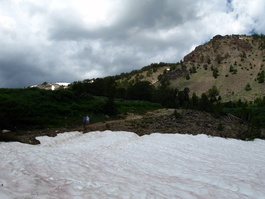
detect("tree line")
[70,78,223,116]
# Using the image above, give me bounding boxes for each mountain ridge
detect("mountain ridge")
[115,34,265,102]
[177,34,265,101]
[31,34,265,102]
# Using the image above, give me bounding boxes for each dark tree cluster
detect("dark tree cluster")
[257,70,265,83]
[70,77,225,117]
[111,62,178,81]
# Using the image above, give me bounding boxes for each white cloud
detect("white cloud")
[0,15,16,31]
[232,0,265,32]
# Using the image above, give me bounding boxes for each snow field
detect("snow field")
[0,130,265,199]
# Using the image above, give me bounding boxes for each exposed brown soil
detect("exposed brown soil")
[17,109,251,144]
[89,109,248,137]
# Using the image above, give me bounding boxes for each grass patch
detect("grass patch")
[225,105,265,128]
[0,132,22,142]
[116,100,162,114]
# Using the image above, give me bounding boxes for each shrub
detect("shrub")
[213,68,219,78]
[245,83,252,91]
[217,122,224,131]
[257,70,265,83]
[239,123,262,141]
[173,110,182,119]
[0,132,22,142]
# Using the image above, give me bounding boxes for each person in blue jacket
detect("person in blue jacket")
[83,115,90,131]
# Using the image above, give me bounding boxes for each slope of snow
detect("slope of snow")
[0,131,265,199]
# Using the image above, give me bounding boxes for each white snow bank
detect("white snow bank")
[0,131,265,199]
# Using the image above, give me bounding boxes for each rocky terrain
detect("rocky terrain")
[15,109,252,144]
[89,109,248,138]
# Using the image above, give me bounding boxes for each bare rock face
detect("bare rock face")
[164,68,189,80]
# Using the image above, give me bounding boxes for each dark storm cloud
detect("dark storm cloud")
[46,0,202,79]
[48,0,199,42]
[48,7,91,41]
[0,40,80,88]
[0,56,46,88]
[114,0,198,30]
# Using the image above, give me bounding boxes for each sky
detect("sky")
[0,0,265,88]
[0,130,264,198]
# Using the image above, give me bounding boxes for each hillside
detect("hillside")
[115,62,173,86]
[166,34,265,101]
[115,34,265,102]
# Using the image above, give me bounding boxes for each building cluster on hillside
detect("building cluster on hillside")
[30,82,70,90]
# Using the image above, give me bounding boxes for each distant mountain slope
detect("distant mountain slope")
[115,62,173,87]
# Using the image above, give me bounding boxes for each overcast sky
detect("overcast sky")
[0,0,265,88]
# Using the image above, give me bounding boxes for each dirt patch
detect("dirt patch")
[89,109,248,138]
[14,109,251,144]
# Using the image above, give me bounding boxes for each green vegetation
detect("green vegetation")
[0,131,23,142]
[0,88,161,132]
[229,65,237,74]
[245,83,252,91]
[213,68,219,78]
[252,33,265,50]
[189,66,197,74]
[224,97,265,140]
[257,70,265,83]
[116,100,162,114]
[0,88,102,130]
[113,62,177,82]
